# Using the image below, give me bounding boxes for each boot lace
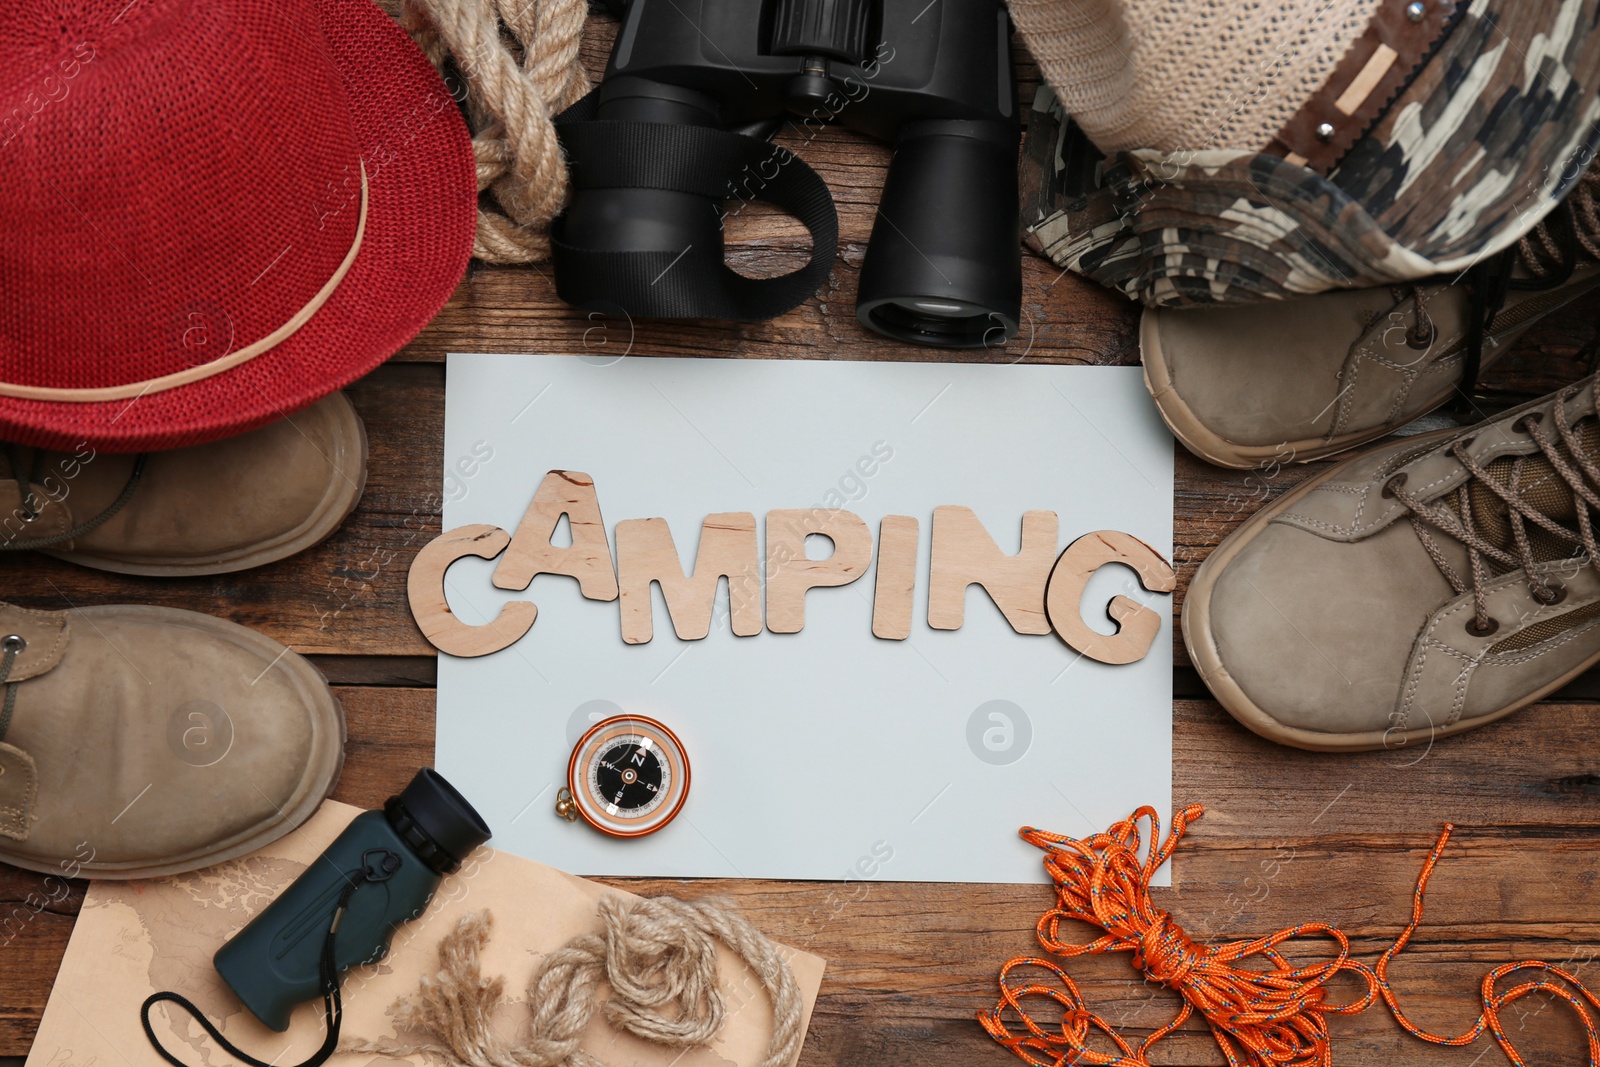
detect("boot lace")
[1387,382,1600,634]
[1390,280,1436,352]
[2,444,147,551]
[1455,166,1600,407]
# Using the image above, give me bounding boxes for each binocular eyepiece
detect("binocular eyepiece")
[551,0,1022,349]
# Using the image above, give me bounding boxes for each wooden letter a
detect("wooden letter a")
[492,470,618,600]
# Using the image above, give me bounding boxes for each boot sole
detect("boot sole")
[40,392,369,576]
[0,606,345,879]
[1143,273,1600,470]
[1183,430,1600,751]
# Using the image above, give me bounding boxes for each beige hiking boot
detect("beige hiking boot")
[0,392,367,575]
[0,602,344,878]
[1143,173,1600,469]
[1185,376,1600,751]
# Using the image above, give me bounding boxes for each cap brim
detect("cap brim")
[1019,0,1600,307]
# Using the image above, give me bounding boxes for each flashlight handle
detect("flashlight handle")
[212,812,444,1032]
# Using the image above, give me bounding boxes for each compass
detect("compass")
[555,715,690,837]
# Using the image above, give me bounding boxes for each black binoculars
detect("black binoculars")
[551,0,1022,348]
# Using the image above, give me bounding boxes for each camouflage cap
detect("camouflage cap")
[1019,0,1600,307]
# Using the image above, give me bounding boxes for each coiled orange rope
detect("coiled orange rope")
[978,804,1600,1066]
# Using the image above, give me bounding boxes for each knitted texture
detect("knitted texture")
[0,0,476,451]
[1007,0,1380,153]
[384,0,590,263]
[343,896,804,1067]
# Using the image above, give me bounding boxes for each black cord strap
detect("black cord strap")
[551,92,838,322]
[140,851,400,1067]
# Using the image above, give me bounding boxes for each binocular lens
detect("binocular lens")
[855,128,1022,349]
[861,297,1014,347]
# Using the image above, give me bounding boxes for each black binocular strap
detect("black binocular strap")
[139,861,386,1067]
[552,103,839,322]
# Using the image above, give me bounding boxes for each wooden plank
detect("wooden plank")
[394,252,1141,366]
[1174,698,1600,835]
[8,695,1600,1061]
[304,654,437,687]
[1,362,445,657]
[4,260,1587,669]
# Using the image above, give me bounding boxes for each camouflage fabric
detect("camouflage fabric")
[1022,0,1600,307]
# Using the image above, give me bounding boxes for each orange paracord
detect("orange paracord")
[978,804,1600,1066]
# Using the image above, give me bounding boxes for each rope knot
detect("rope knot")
[391,0,591,263]
[1135,913,1204,989]
[983,806,1600,1067]
[595,895,725,1045]
[339,896,803,1067]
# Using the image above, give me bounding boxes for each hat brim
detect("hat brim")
[1019,0,1600,308]
[0,0,476,452]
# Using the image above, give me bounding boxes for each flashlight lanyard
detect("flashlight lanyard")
[138,848,401,1067]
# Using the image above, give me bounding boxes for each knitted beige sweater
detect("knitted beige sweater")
[1008,0,1381,153]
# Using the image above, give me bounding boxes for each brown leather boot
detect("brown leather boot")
[1185,376,1600,751]
[0,392,366,575]
[0,602,344,878]
[1143,264,1600,470]
[1143,175,1600,470]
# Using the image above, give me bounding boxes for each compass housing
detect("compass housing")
[565,715,691,838]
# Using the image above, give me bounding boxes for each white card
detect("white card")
[437,354,1173,884]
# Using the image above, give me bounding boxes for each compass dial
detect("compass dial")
[591,737,668,815]
[564,716,689,837]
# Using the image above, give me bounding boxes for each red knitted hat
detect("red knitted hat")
[0,0,476,451]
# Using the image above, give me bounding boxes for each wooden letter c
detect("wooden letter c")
[408,524,538,658]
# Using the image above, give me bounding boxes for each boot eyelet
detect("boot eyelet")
[1,634,25,654]
[1406,323,1435,350]
[1532,580,1568,605]
[1465,617,1500,637]
[1516,412,1546,434]
[18,510,37,524]
[1381,473,1408,499]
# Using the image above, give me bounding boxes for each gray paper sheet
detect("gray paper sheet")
[437,355,1174,884]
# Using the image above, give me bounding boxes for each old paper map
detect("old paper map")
[26,801,825,1067]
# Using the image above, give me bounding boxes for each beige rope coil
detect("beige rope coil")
[342,895,804,1067]
[382,0,590,263]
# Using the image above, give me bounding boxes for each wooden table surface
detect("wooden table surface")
[5,16,1600,1066]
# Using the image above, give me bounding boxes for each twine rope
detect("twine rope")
[979,804,1600,1067]
[342,895,803,1067]
[389,0,590,263]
